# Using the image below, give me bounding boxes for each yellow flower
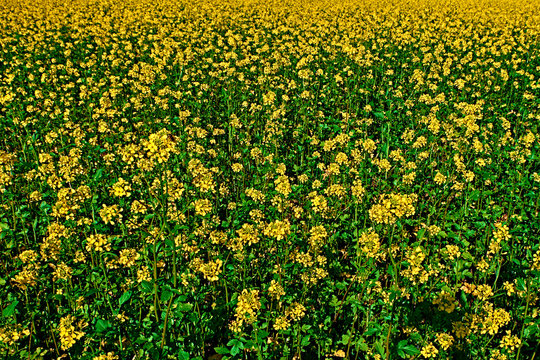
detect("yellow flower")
[198,259,223,282]
[268,280,285,300]
[473,284,494,301]
[58,315,86,350]
[137,267,151,283]
[286,302,306,321]
[11,266,38,290]
[93,352,119,360]
[357,230,381,259]
[193,199,212,216]
[86,234,111,253]
[369,193,417,224]
[445,245,461,260]
[434,172,446,185]
[273,315,290,331]
[234,289,261,326]
[117,248,140,267]
[351,179,365,199]
[99,204,122,225]
[110,177,132,197]
[436,333,454,350]
[264,219,290,240]
[433,291,457,313]
[275,175,292,197]
[52,263,73,282]
[500,330,521,351]
[232,163,244,172]
[420,342,438,358]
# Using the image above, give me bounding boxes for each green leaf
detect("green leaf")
[365,325,381,336]
[357,338,368,351]
[144,214,155,221]
[177,303,193,312]
[474,221,486,229]
[524,324,538,338]
[227,339,243,349]
[461,291,468,304]
[335,281,347,290]
[397,340,420,357]
[339,334,350,345]
[96,319,111,333]
[214,347,229,355]
[2,300,18,317]
[161,290,173,302]
[230,345,240,356]
[516,278,526,292]
[165,238,175,248]
[374,341,385,356]
[141,280,154,294]
[119,291,132,306]
[227,339,244,357]
[178,350,190,360]
[403,345,420,355]
[93,168,103,182]
[188,313,198,323]
[244,339,255,349]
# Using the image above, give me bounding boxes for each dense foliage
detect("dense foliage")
[1,0,540,359]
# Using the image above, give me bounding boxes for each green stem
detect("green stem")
[153,238,159,322]
[160,295,174,350]
[385,324,392,359]
[516,277,531,360]
[49,323,60,357]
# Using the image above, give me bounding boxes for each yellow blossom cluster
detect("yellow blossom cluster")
[230,289,261,333]
[58,315,86,350]
[369,193,417,224]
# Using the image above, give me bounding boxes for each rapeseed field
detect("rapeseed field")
[1,0,539,359]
